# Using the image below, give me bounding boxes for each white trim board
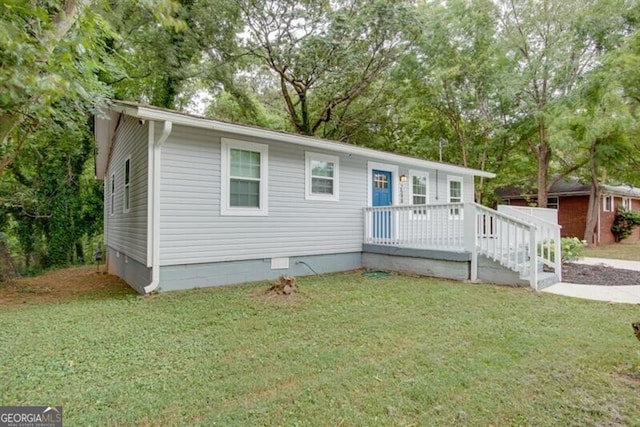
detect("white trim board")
[97,101,495,180]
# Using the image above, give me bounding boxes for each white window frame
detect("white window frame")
[305,152,339,201]
[547,196,559,210]
[448,175,463,218]
[221,138,269,216]
[622,197,632,210]
[123,157,131,213]
[409,170,429,218]
[110,173,115,216]
[603,195,613,212]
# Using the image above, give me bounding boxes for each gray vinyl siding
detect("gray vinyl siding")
[159,124,366,265]
[399,169,474,205]
[104,115,148,264]
[158,124,477,266]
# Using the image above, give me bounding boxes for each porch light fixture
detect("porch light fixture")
[399,174,408,183]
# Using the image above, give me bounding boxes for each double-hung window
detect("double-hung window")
[547,196,559,209]
[448,176,463,217]
[305,152,339,201]
[123,157,131,213]
[622,197,632,210]
[221,138,268,216]
[410,171,428,216]
[110,173,115,215]
[603,195,613,212]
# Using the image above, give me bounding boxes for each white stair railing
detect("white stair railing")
[472,203,538,289]
[497,205,562,281]
[363,203,560,290]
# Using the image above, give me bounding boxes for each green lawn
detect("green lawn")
[1,272,640,425]
[584,239,640,261]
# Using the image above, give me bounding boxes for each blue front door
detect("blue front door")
[372,170,392,238]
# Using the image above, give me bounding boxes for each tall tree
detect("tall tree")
[0,0,108,173]
[238,0,418,139]
[385,0,530,203]
[498,0,632,207]
[105,0,242,110]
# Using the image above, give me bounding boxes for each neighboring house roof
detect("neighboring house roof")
[496,180,640,200]
[602,184,640,198]
[94,101,496,180]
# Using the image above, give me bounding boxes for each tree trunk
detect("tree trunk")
[584,149,600,245]
[536,121,550,208]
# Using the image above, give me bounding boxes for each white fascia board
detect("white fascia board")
[120,104,496,179]
[94,110,120,179]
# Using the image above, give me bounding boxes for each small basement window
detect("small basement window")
[221,138,268,216]
[305,152,339,201]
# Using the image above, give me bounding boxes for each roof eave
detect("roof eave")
[120,103,495,179]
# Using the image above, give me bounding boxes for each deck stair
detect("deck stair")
[364,202,562,290]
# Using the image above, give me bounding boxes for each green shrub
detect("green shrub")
[560,237,587,262]
[611,208,640,242]
[539,237,586,263]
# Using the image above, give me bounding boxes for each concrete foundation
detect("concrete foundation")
[362,244,471,281]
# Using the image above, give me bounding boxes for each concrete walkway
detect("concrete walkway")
[542,257,640,304]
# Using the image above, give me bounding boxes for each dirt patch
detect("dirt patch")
[562,263,640,286]
[0,266,135,306]
[250,276,307,304]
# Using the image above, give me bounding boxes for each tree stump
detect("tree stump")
[267,275,298,295]
[633,322,640,342]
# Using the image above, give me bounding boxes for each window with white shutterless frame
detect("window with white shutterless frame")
[409,170,429,217]
[622,197,632,210]
[221,138,269,216]
[109,173,115,216]
[305,152,339,201]
[123,157,131,213]
[603,195,613,212]
[448,176,463,217]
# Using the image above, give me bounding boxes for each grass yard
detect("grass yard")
[584,239,640,261]
[1,270,640,425]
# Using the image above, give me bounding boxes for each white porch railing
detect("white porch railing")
[497,205,562,281]
[363,203,465,249]
[363,202,562,290]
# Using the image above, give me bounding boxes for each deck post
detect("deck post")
[464,203,478,282]
[529,226,538,291]
[554,232,562,282]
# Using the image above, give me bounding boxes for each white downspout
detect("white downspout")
[144,120,172,294]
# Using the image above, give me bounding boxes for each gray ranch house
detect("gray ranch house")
[94,101,561,294]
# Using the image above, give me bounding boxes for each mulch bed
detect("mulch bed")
[562,262,640,286]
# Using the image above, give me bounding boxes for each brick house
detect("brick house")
[496,181,640,245]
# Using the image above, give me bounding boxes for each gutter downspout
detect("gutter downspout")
[144,120,172,294]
